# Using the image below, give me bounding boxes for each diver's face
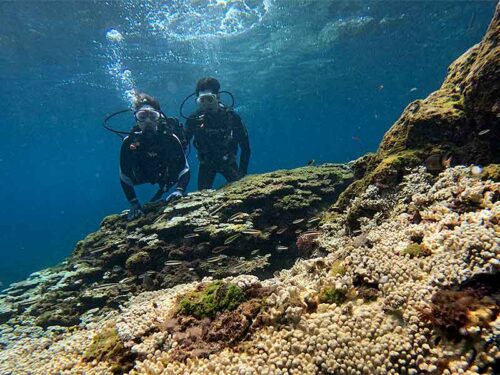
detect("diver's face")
[197,92,219,112]
[135,106,160,132]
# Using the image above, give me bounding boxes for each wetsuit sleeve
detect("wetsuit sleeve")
[184,118,195,146]
[232,113,251,175]
[119,137,138,203]
[167,135,191,193]
[171,118,188,151]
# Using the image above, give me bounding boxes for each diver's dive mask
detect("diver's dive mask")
[134,105,161,132]
[196,90,219,112]
[135,107,161,122]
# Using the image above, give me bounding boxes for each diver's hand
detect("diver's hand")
[127,200,143,220]
[166,189,183,203]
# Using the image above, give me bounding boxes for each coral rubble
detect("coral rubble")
[0,4,499,375]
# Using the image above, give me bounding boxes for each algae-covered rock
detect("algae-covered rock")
[178,281,247,319]
[125,251,151,274]
[83,324,134,373]
[333,5,500,220]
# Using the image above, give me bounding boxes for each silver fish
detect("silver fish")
[164,260,183,266]
[224,233,241,245]
[478,129,490,136]
[212,246,229,254]
[307,217,321,224]
[241,229,262,236]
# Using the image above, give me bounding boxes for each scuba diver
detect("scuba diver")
[119,93,190,220]
[184,77,250,190]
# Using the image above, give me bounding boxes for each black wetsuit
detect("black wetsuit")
[185,107,250,190]
[120,118,190,204]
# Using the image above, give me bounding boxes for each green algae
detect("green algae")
[319,287,348,305]
[125,251,151,273]
[404,243,430,258]
[482,164,500,181]
[83,324,134,374]
[330,260,346,277]
[179,281,246,319]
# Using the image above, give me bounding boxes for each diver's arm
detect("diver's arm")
[163,135,190,203]
[234,114,251,176]
[173,134,191,193]
[119,138,138,203]
[184,118,194,146]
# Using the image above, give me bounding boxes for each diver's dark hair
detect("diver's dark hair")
[134,92,161,111]
[195,77,220,96]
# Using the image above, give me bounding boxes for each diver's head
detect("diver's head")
[133,92,162,130]
[195,77,220,113]
[133,92,161,112]
[133,93,162,133]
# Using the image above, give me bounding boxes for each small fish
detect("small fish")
[94,283,119,290]
[153,214,166,224]
[276,245,289,252]
[351,136,361,143]
[90,245,111,254]
[251,249,260,255]
[307,159,316,166]
[229,212,247,222]
[119,277,136,284]
[193,226,207,232]
[241,229,262,236]
[184,233,199,239]
[303,230,321,236]
[470,165,483,176]
[378,84,384,92]
[224,233,241,245]
[209,204,224,215]
[292,218,305,225]
[409,87,418,93]
[276,228,288,235]
[295,229,303,234]
[207,255,226,263]
[478,129,490,136]
[267,225,278,232]
[164,260,183,266]
[467,12,476,32]
[232,262,248,271]
[307,217,321,225]
[425,152,453,171]
[212,246,229,254]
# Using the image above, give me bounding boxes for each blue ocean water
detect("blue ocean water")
[0,0,496,289]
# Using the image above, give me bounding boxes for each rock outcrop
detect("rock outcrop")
[0,4,498,375]
[334,4,499,214]
[0,165,352,328]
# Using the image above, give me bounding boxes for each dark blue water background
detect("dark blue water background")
[0,1,496,288]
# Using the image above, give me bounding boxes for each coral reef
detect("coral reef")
[0,4,499,375]
[0,164,351,330]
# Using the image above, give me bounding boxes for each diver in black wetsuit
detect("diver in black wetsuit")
[185,77,250,190]
[120,93,190,220]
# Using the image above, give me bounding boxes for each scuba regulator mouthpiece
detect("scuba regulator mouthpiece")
[179,90,235,120]
[196,90,219,112]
